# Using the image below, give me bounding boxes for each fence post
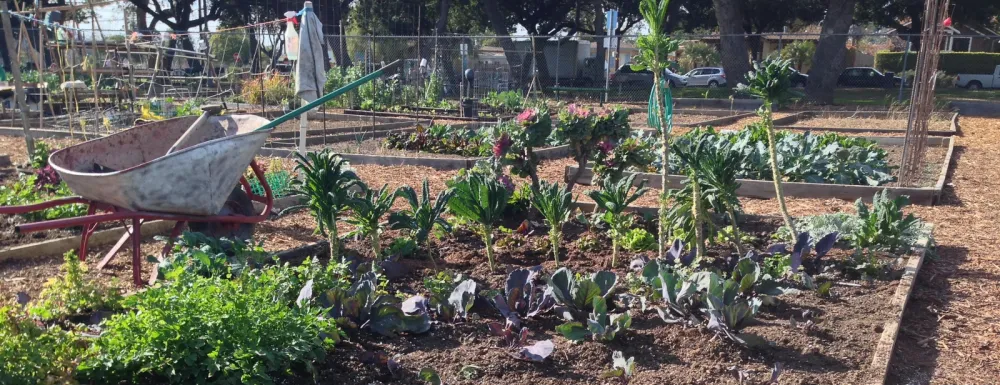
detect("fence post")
[555,37,560,101]
[898,35,912,103]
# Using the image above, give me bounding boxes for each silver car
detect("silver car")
[684,67,727,87]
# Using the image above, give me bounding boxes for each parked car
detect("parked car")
[956,65,1000,89]
[790,68,808,88]
[837,67,902,88]
[610,65,688,88]
[684,67,727,87]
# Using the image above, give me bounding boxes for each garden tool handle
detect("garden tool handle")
[166,104,224,154]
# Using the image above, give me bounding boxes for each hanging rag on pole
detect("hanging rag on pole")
[647,78,673,133]
[294,1,326,154]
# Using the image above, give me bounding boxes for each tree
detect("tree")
[677,40,720,72]
[856,0,1000,50]
[805,0,855,104]
[711,0,751,86]
[780,40,815,70]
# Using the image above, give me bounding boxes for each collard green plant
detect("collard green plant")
[447,173,510,273]
[1,304,87,385]
[587,174,650,267]
[390,179,454,248]
[555,296,632,342]
[28,251,122,321]
[737,57,797,234]
[852,190,921,253]
[79,270,340,384]
[530,181,575,265]
[547,267,618,321]
[317,270,432,337]
[346,183,400,258]
[292,150,361,260]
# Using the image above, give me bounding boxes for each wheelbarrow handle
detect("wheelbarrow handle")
[254,59,402,132]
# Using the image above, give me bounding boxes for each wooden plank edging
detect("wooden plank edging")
[563,136,954,205]
[0,220,176,262]
[867,225,934,385]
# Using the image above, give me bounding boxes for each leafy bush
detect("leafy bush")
[324,65,365,107]
[423,70,445,106]
[154,232,270,280]
[447,172,510,272]
[239,72,295,106]
[678,41,721,72]
[1,305,87,385]
[481,90,523,114]
[30,140,52,169]
[79,270,339,384]
[28,251,122,321]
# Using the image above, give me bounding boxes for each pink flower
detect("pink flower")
[516,108,537,125]
[493,133,511,158]
[567,104,590,118]
[597,140,614,154]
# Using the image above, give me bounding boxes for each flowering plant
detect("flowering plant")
[556,105,632,190]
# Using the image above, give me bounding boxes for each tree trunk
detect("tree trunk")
[322,2,352,68]
[592,1,606,87]
[481,0,525,89]
[711,0,751,86]
[804,0,856,104]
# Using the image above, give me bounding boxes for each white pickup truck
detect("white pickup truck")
[956,65,1000,89]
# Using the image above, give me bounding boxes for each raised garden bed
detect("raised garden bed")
[628,109,757,128]
[566,135,954,205]
[775,111,959,136]
[260,142,571,170]
[343,108,512,122]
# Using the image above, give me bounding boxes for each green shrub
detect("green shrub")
[239,73,295,106]
[28,251,122,321]
[875,51,1000,74]
[1,305,87,385]
[79,270,339,384]
[154,232,271,281]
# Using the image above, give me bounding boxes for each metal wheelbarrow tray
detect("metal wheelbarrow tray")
[0,114,276,286]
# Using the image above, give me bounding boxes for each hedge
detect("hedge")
[874,51,1000,74]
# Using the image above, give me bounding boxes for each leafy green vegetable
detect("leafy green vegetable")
[587,173,650,267]
[390,179,454,248]
[291,150,360,260]
[79,270,340,384]
[548,267,617,321]
[852,190,921,253]
[556,296,632,342]
[447,172,510,273]
[318,270,431,337]
[492,267,555,327]
[1,304,87,385]
[601,351,637,382]
[28,251,122,321]
[154,232,269,280]
[621,228,657,252]
[530,181,575,265]
[346,183,400,258]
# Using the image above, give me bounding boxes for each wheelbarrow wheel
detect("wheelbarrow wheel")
[188,186,255,240]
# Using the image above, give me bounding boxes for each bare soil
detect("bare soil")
[270,118,375,133]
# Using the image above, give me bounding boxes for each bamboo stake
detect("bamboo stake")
[0,2,36,156]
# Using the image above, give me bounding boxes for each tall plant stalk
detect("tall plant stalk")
[761,103,796,234]
[689,171,706,260]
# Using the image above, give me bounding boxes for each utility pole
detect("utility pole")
[1,2,36,157]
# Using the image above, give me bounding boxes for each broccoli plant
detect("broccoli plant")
[587,173,650,267]
[555,296,632,342]
[291,150,360,260]
[447,173,510,273]
[390,179,454,249]
[530,181,575,266]
[547,267,618,321]
[737,58,797,234]
[346,183,400,258]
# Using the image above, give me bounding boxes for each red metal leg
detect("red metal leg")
[78,204,98,261]
[131,217,143,287]
[97,221,137,270]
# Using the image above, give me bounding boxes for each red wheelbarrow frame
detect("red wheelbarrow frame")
[0,160,274,286]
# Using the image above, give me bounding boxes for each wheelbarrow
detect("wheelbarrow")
[0,60,402,286]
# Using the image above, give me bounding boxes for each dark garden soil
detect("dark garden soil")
[271,212,911,385]
[0,216,82,248]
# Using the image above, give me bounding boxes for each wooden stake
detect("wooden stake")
[1,2,36,156]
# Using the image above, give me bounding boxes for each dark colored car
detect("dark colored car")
[837,67,902,88]
[790,68,808,88]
